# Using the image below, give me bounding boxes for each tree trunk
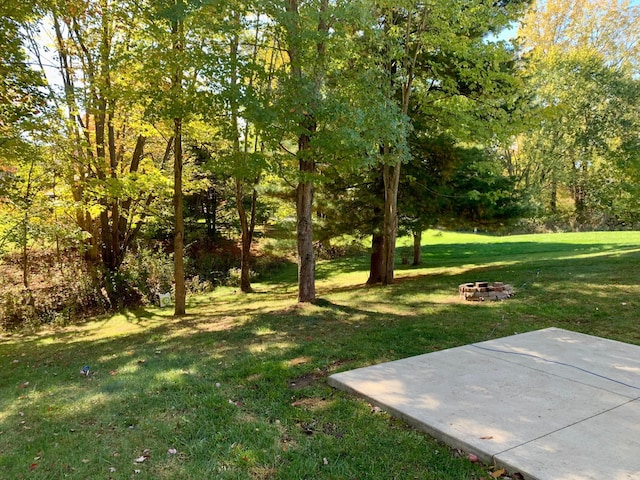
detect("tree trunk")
[236,179,257,293]
[377,7,420,286]
[173,117,186,315]
[229,15,256,294]
[297,137,316,303]
[412,229,422,265]
[20,157,37,289]
[21,216,29,289]
[550,179,558,214]
[286,0,326,303]
[172,4,186,316]
[367,233,384,284]
[381,161,401,285]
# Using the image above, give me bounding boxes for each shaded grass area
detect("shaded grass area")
[2,230,640,479]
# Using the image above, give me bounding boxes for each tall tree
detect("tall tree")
[517,0,640,227]
[368,0,529,284]
[29,0,174,305]
[127,0,217,310]
[171,0,186,315]
[283,0,326,303]
[0,0,44,266]
[265,0,401,302]
[223,7,274,293]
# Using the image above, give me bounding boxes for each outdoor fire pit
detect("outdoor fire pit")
[458,281,514,301]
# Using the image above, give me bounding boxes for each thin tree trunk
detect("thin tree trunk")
[382,160,401,285]
[367,233,384,284]
[236,179,257,293]
[412,229,422,266]
[172,2,186,316]
[173,117,186,315]
[550,179,557,214]
[229,12,255,294]
[297,142,316,303]
[378,6,424,286]
[286,0,326,303]
[21,157,36,289]
[21,226,28,289]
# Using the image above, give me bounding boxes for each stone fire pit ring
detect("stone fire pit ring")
[459,281,514,301]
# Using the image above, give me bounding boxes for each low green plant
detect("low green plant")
[225,267,257,287]
[0,253,106,331]
[120,246,174,304]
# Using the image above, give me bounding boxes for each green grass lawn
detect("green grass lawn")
[2,230,640,479]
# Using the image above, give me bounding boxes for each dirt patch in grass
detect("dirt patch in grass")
[250,466,277,479]
[288,371,324,390]
[325,358,355,372]
[290,397,333,411]
[288,359,355,390]
[296,419,343,438]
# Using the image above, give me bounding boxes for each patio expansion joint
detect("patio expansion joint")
[491,396,640,460]
[468,343,640,397]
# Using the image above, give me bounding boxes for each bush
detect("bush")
[184,237,241,286]
[185,275,213,294]
[313,240,366,260]
[252,254,293,278]
[225,267,259,287]
[120,246,174,305]
[0,252,107,331]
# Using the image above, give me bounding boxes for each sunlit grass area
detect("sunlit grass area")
[2,230,640,479]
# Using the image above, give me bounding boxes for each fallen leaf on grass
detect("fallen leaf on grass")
[134,451,151,464]
[491,468,506,478]
[29,464,38,471]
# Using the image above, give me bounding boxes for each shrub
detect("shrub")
[120,246,174,305]
[0,253,107,331]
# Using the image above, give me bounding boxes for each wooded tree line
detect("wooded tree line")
[1,0,639,318]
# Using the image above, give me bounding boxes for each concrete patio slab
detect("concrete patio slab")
[328,327,640,480]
